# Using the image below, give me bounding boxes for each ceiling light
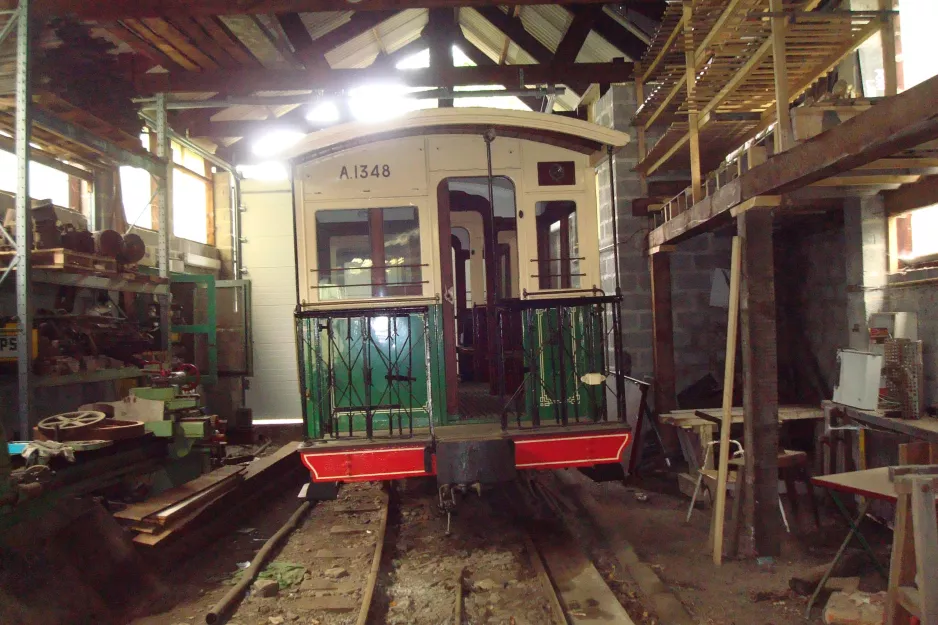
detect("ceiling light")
[251,130,305,158]
[307,101,340,124]
[348,84,414,122]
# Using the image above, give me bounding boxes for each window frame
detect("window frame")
[313,205,426,302]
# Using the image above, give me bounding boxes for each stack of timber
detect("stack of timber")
[114,465,246,546]
[118,443,304,562]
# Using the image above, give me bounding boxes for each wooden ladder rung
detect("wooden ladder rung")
[897,586,921,619]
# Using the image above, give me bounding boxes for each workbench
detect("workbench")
[661,405,823,472]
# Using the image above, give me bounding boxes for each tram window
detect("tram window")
[315,207,423,300]
[535,201,581,290]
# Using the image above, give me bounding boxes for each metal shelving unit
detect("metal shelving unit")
[1,0,173,438]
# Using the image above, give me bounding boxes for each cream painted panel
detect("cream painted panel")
[451,211,486,303]
[520,140,588,194]
[427,136,521,171]
[239,180,302,420]
[299,136,428,201]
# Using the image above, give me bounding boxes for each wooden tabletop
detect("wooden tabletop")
[660,406,823,429]
[836,405,938,444]
[812,467,899,503]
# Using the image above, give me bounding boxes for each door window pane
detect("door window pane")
[315,207,422,300]
[535,201,581,290]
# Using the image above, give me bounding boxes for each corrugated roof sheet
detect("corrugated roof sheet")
[301,11,353,41]
[326,9,427,69]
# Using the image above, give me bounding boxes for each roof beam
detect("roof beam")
[165,15,241,68]
[475,6,552,64]
[137,61,634,95]
[428,9,456,107]
[13,0,659,20]
[311,10,398,57]
[587,7,647,62]
[276,12,324,69]
[554,5,602,64]
[251,15,304,69]
[453,33,540,111]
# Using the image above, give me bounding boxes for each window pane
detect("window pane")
[910,204,938,259]
[315,207,422,300]
[120,166,153,229]
[382,207,422,296]
[173,169,208,243]
[535,201,580,290]
[0,150,70,207]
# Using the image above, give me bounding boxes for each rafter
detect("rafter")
[554,5,602,64]
[165,15,241,68]
[11,0,663,20]
[251,15,304,69]
[587,7,647,62]
[311,11,398,57]
[276,12,324,69]
[475,6,552,64]
[137,61,634,95]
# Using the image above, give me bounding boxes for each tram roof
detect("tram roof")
[282,108,630,163]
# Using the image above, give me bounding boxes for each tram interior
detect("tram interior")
[442,177,581,421]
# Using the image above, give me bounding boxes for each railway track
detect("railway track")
[206,477,639,625]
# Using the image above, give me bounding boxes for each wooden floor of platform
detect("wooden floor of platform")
[300,420,631,451]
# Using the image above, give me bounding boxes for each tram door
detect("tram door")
[438,177,520,420]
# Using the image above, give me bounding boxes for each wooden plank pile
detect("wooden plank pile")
[115,443,303,558]
[114,465,246,546]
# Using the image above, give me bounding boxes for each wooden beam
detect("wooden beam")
[476,6,552,64]
[310,11,398,58]
[453,33,541,112]
[682,2,701,202]
[738,207,781,558]
[647,73,938,247]
[137,61,635,95]
[589,6,646,62]
[193,16,262,67]
[428,9,455,107]
[103,22,186,71]
[251,15,304,69]
[166,15,241,69]
[885,175,938,216]
[122,18,202,71]
[554,5,602,64]
[650,253,677,416]
[276,12,323,69]
[140,17,220,70]
[769,0,792,152]
[879,0,897,96]
[11,0,661,19]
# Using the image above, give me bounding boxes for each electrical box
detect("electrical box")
[833,349,883,411]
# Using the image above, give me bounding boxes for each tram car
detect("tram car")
[284,108,642,489]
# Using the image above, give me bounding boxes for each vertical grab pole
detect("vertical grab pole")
[607,146,626,423]
[155,92,173,364]
[483,129,506,400]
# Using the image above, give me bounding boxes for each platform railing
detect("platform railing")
[295,305,434,440]
[498,295,626,431]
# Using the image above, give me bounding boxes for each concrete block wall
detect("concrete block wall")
[670,233,733,393]
[594,86,734,398]
[595,85,654,379]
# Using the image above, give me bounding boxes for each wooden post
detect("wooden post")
[738,208,781,557]
[712,236,741,565]
[650,252,677,418]
[879,0,898,96]
[769,0,793,152]
[635,63,649,196]
[682,1,702,203]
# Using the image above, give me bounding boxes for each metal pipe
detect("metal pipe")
[155,94,172,362]
[15,0,32,439]
[205,501,313,624]
[483,129,505,400]
[607,145,626,422]
[134,86,567,110]
[140,111,237,173]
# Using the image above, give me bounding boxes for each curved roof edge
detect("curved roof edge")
[282,107,631,162]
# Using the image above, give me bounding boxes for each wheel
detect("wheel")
[38,411,106,433]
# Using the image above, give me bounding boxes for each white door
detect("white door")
[240,179,300,421]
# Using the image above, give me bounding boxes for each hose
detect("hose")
[205,500,312,624]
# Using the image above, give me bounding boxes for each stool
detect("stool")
[777,449,821,531]
[884,466,938,625]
